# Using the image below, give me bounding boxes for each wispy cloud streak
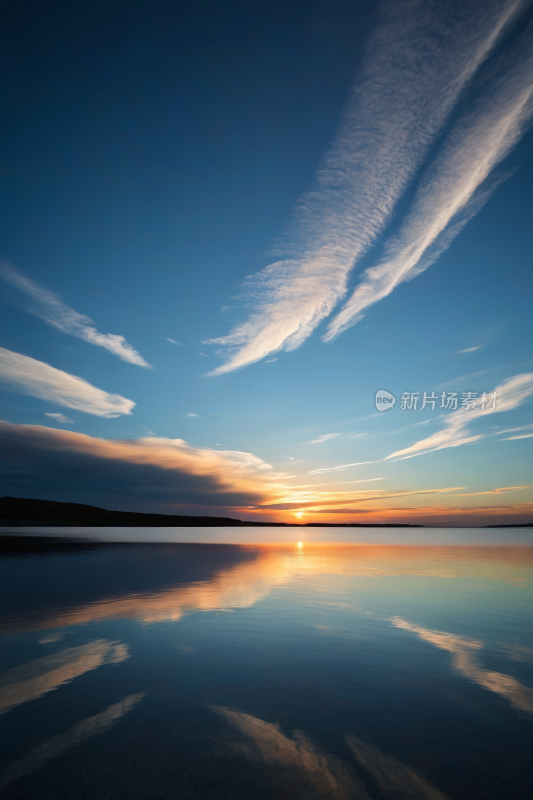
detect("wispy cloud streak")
[266,486,465,512]
[0,347,135,417]
[457,346,483,354]
[307,432,366,444]
[326,18,533,339]
[45,412,73,423]
[386,373,533,460]
[1,693,144,787]
[205,0,526,373]
[0,261,151,367]
[307,374,533,473]
[309,461,377,475]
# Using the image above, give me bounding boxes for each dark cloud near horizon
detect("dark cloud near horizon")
[0,422,265,514]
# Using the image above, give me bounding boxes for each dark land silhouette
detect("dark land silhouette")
[0,497,425,527]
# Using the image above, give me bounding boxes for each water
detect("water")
[1,528,532,799]
[4,524,533,544]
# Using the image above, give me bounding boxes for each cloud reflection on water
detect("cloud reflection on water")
[213,705,369,800]
[346,736,449,800]
[1,693,144,788]
[2,545,531,636]
[392,617,533,714]
[0,640,129,714]
[1,544,531,797]
[213,706,450,800]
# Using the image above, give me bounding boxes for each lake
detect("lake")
[1,527,532,799]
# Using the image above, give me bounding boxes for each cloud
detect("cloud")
[45,413,73,423]
[307,432,366,444]
[0,421,482,519]
[0,347,135,417]
[338,478,384,484]
[300,501,533,526]
[266,487,465,512]
[497,423,533,434]
[309,461,377,474]
[203,0,525,374]
[325,172,511,341]
[504,433,533,440]
[386,373,533,460]
[308,433,343,444]
[265,358,278,363]
[434,367,501,390]
[0,421,284,511]
[187,413,199,417]
[0,261,151,367]
[1,693,144,788]
[392,617,533,714]
[166,338,183,345]
[451,485,532,496]
[457,346,483,353]
[326,21,533,340]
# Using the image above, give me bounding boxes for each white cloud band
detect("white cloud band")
[386,373,533,460]
[0,347,135,417]
[204,0,527,374]
[0,261,151,368]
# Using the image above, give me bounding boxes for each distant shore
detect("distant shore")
[1,496,532,528]
[1,496,426,527]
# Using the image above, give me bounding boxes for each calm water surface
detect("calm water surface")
[1,528,532,799]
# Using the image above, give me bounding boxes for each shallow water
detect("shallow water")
[1,529,532,799]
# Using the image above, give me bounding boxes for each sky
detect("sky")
[0,0,532,526]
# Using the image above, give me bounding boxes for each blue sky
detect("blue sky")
[1,0,532,524]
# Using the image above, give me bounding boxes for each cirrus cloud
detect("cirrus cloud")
[325,20,533,340]
[204,0,527,374]
[0,261,151,368]
[45,412,73,424]
[386,373,533,461]
[0,347,135,417]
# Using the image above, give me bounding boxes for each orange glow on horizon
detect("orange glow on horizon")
[233,501,533,528]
